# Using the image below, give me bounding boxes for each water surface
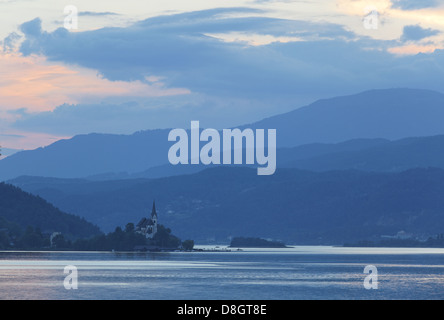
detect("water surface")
[1,246,443,300]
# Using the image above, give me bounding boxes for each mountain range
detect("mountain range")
[3,88,444,245]
[0,147,22,160]
[2,88,444,181]
[247,88,444,146]
[8,167,444,244]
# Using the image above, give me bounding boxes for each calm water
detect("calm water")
[1,246,444,300]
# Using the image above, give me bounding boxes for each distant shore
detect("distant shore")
[228,237,288,248]
[344,235,444,248]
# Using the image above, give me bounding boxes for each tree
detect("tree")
[182,240,194,251]
[52,234,69,250]
[0,231,9,249]
[125,223,135,233]
[152,224,181,248]
[18,226,48,249]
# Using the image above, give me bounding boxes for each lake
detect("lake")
[1,246,444,300]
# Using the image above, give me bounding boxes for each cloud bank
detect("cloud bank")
[391,0,441,10]
[2,7,444,147]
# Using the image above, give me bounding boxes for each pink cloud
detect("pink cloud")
[0,52,191,150]
[0,129,70,151]
[0,53,190,113]
[388,44,442,55]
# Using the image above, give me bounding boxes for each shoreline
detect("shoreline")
[3,244,444,254]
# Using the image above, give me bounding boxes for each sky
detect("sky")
[1,0,444,152]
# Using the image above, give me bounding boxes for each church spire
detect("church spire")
[151,200,157,218]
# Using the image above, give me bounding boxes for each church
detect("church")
[135,201,158,239]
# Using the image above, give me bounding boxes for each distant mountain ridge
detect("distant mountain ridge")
[0,148,22,160]
[38,134,444,180]
[248,88,444,147]
[0,130,171,180]
[2,88,444,180]
[9,167,444,244]
[280,135,444,172]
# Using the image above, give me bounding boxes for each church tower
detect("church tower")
[151,201,158,235]
[135,200,159,239]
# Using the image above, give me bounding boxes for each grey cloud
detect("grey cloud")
[78,11,119,17]
[2,32,21,52]
[391,0,440,10]
[15,8,366,99]
[401,25,441,41]
[11,94,294,136]
[11,8,444,135]
[0,133,26,138]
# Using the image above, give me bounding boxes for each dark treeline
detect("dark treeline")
[344,234,444,248]
[0,220,194,252]
[0,182,101,239]
[71,224,185,251]
[0,182,194,251]
[229,237,287,248]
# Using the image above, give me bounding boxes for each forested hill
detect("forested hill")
[10,167,444,244]
[0,183,100,239]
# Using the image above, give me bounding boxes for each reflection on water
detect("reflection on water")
[1,246,444,300]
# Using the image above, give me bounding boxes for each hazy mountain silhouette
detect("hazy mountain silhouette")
[248,88,444,147]
[0,130,171,181]
[61,134,444,179]
[127,138,389,179]
[280,135,444,172]
[9,167,444,244]
[2,88,444,180]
